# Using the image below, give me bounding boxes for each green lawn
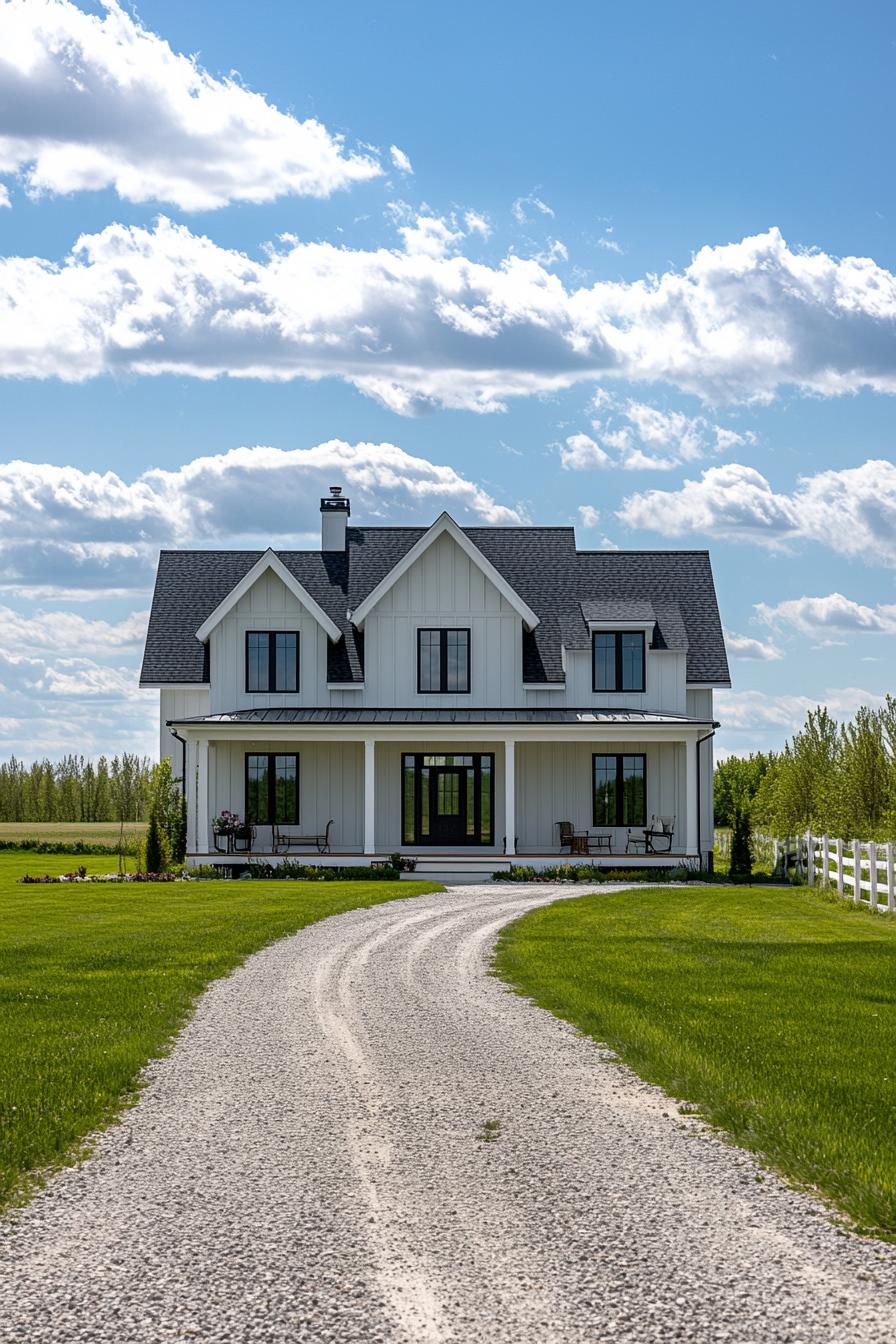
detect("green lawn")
[0,855,438,1211]
[494,885,896,1238]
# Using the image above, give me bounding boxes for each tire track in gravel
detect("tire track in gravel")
[1,883,896,1344]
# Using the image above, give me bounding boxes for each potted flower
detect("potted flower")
[212,810,245,852]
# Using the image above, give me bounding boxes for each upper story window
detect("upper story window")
[246,631,299,693]
[417,628,471,694]
[592,630,646,693]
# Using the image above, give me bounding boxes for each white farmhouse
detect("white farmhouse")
[140,489,729,880]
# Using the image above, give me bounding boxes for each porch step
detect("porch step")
[406,857,510,885]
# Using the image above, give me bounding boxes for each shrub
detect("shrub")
[144,808,165,875]
[730,805,753,878]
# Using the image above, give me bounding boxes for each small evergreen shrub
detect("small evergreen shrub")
[144,808,165,875]
[730,805,753,879]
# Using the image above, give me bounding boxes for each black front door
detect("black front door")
[430,765,466,846]
[402,753,494,846]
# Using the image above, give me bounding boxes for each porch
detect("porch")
[173,710,715,873]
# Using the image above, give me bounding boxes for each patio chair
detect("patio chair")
[644,815,676,853]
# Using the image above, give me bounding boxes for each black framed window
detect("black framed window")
[246,631,299,692]
[417,628,471,693]
[592,631,645,692]
[593,754,646,826]
[246,753,299,824]
[402,753,493,845]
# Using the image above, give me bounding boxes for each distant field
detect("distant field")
[0,822,147,848]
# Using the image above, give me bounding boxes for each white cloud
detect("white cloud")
[617,459,896,565]
[0,605,148,652]
[3,222,896,412]
[560,433,611,470]
[717,686,886,735]
[0,183,9,208]
[723,628,783,661]
[755,593,896,638]
[0,0,380,210]
[0,439,526,597]
[583,393,757,471]
[389,145,413,174]
[577,504,600,528]
[511,192,554,224]
[463,210,491,238]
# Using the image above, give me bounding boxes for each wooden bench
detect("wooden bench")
[272,819,333,855]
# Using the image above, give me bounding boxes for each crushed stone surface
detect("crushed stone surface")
[1,883,895,1343]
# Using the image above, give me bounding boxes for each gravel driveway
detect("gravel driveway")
[2,883,895,1343]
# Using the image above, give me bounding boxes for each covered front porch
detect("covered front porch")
[172,710,715,873]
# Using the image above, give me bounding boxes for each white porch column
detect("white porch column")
[684,735,698,856]
[185,736,197,854]
[364,738,376,856]
[504,738,516,857]
[197,736,209,855]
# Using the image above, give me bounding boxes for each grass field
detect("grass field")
[0,821,147,849]
[494,885,896,1238]
[0,857,438,1211]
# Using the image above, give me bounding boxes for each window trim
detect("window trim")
[244,752,300,825]
[592,752,647,827]
[416,627,472,695]
[245,630,300,693]
[591,630,646,693]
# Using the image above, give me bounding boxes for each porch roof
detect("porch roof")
[169,707,718,728]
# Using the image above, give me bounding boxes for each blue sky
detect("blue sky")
[1,0,895,760]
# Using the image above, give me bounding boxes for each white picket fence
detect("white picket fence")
[806,832,896,913]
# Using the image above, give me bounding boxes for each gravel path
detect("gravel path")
[2,883,895,1343]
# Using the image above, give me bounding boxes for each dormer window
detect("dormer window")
[418,628,470,694]
[246,631,299,693]
[592,631,645,692]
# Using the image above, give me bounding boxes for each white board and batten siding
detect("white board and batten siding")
[209,740,363,853]
[208,567,330,714]
[515,740,685,854]
[358,531,522,708]
[159,688,210,763]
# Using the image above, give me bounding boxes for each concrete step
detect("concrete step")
[404,858,509,885]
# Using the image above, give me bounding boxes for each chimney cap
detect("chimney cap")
[320,486,350,515]
[329,485,342,497]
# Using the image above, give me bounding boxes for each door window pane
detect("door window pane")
[246,754,269,823]
[275,633,298,691]
[437,772,459,815]
[621,755,646,825]
[466,768,476,836]
[247,633,268,692]
[403,756,415,844]
[620,633,645,692]
[593,755,617,825]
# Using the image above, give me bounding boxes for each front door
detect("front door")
[402,753,494,846]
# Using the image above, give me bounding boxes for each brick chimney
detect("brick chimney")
[320,485,350,551]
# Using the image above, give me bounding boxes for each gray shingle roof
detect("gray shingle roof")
[140,528,729,688]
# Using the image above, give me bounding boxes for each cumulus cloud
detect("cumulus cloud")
[0,605,148,651]
[577,504,601,529]
[560,433,611,470]
[389,145,413,174]
[573,392,758,471]
[723,628,783,661]
[717,686,886,735]
[4,221,891,412]
[0,0,380,210]
[0,183,9,208]
[0,439,526,596]
[617,460,896,565]
[755,593,896,639]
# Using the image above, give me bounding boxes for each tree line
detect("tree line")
[715,697,896,841]
[0,754,155,823]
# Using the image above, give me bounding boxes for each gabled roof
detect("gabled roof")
[140,528,729,687]
[194,549,341,643]
[348,513,539,630]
